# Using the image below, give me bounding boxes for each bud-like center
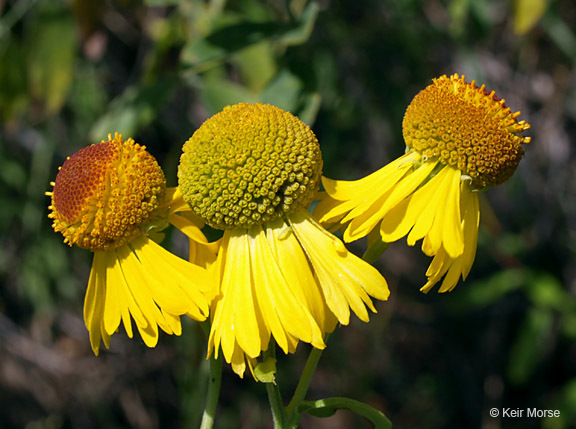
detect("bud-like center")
[178,103,322,230]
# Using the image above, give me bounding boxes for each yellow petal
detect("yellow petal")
[289,209,389,325]
[84,252,108,355]
[377,159,438,215]
[315,151,420,230]
[229,231,263,358]
[249,228,290,353]
[420,186,480,293]
[252,223,325,351]
[103,252,127,336]
[421,249,451,293]
[169,213,211,245]
[438,258,465,293]
[405,168,450,248]
[162,310,183,336]
[210,230,263,361]
[115,244,168,337]
[343,160,438,242]
[418,166,463,258]
[461,186,480,279]
[131,235,210,318]
[164,186,195,215]
[265,219,337,337]
[438,167,464,258]
[314,184,359,225]
[379,196,414,242]
[169,212,219,268]
[230,343,248,378]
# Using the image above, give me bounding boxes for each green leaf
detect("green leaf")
[254,357,277,384]
[0,150,27,190]
[541,13,576,62]
[259,69,303,113]
[26,5,76,114]
[90,79,177,141]
[145,0,182,5]
[451,268,526,309]
[0,41,28,121]
[298,397,392,429]
[181,3,319,70]
[513,0,548,36]
[526,273,568,311]
[199,77,258,116]
[233,41,277,93]
[297,92,321,126]
[542,378,576,429]
[448,0,470,36]
[181,21,282,69]
[277,2,319,46]
[507,307,553,385]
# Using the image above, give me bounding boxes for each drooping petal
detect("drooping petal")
[250,224,325,352]
[460,185,480,280]
[84,251,108,355]
[343,159,439,243]
[163,186,196,215]
[420,183,480,293]
[131,235,211,318]
[103,252,128,337]
[169,212,219,268]
[288,209,389,325]
[406,166,463,258]
[208,224,328,377]
[82,235,210,354]
[315,151,421,233]
[265,218,338,338]
[208,230,263,363]
[230,232,262,359]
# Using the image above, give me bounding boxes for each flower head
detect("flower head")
[403,74,529,189]
[47,133,211,354]
[179,102,322,229]
[177,103,389,377]
[49,134,165,250]
[315,74,530,293]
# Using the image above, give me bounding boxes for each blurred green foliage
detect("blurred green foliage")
[1,0,576,428]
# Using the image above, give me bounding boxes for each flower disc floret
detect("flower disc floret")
[178,103,322,229]
[403,74,531,189]
[48,133,166,251]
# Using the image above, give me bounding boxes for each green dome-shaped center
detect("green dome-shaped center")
[178,103,323,230]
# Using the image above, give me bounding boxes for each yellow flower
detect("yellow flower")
[46,133,212,354]
[178,103,389,377]
[315,74,531,293]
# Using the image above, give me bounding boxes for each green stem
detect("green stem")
[266,380,286,429]
[264,345,286,429]
[199,355,222,429]
[199,321,222,429]
[285,337,328,425]
[300,397,392,429]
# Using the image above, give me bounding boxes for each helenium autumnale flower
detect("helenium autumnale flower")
[46,133,213,354]
[315,74,531,293]
[177,103,390,377]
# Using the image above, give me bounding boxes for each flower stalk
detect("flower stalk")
[199,355,222,429]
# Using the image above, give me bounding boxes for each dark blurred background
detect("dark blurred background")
[1,0,575,428]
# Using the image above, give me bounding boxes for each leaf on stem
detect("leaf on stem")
[254,356,277,384]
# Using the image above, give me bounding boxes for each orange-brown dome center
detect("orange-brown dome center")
[48,133,166,251]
